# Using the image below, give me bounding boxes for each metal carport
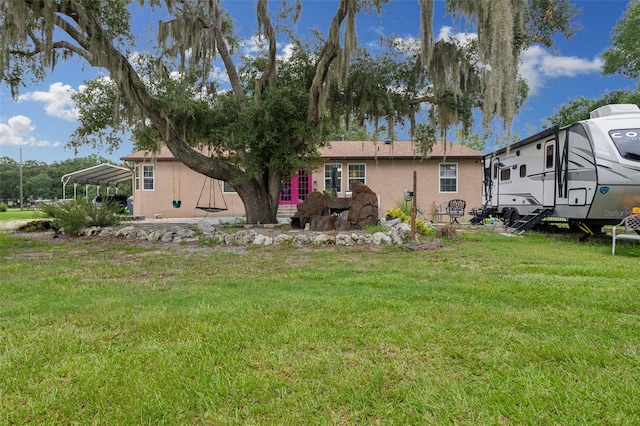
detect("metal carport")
[61,164,133,199]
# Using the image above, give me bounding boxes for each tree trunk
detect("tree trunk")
[234,177,280,224]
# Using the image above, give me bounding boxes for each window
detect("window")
[135,166,140,191]
[439,163,458,193]
[223,181,236,193]
[610,128,640,162]
[519,164,527,178]
[142,164,154,190]
[347,163,365,191]
[546,144,554,169]
[500,168,511,181]
[324,163,342,193]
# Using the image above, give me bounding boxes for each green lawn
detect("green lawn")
[0,209,46,222]
[1,229,639,424]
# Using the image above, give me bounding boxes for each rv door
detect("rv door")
[542,140,556,207]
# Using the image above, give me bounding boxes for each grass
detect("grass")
[0,209,46,221]
[1,228,640,424]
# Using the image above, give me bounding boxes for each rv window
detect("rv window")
[500,168,511,181]
[519,165,526,178]
[610,128,640,161]
[546,144,554,168]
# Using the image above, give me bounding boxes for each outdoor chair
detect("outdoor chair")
[438,199,466,224]
[612,213,640,255]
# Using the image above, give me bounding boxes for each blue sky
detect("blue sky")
[0,0,636,164]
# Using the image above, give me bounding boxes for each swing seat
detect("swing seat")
[196,206,228,213]
[196,177,228,213]
[173,200,182,208]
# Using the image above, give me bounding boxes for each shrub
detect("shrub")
[40,199,122,236]
[0,204,7,212]
[386,200,433,236]
[438,224,458,239]
[84,199,123,228]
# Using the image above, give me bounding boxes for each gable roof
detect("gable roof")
[121,145,177,161]
[121,140,481,162]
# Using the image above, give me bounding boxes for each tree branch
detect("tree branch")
[408,95,436,106]
[307,0,350,125]
[255,0,277,102]
[212,6,246,111]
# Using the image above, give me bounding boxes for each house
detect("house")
[120,140,483,221]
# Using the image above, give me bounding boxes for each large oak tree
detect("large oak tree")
[1,0,577,223]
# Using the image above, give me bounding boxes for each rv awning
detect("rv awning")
[61,164,133,187]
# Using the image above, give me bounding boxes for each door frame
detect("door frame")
[543,139,556,207]
[279,169,313,205]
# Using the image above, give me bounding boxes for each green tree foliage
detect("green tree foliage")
[1,0,578,223]
[602,0,640,79]
[0,157,19,203]
[543,88,640,128]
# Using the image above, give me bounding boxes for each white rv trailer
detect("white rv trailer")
[474,104,640,234]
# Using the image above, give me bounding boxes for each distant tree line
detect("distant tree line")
[0,155,131,206]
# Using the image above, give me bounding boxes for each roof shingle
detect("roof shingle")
[122,140,481,161]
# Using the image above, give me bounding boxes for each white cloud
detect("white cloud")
[240,36,295,61]
[436,26,476,46]
[210,65,230,84]
[278,42,295,61]
[540,53,603,78]
[519,45,604,95]
[0,115,61,147]
[240,37,262,56]
[17,82,79,121]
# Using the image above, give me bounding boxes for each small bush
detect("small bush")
[438,224,458,239]
[41,199,121,236]
[386,200,433,236]
[0,204,7,212]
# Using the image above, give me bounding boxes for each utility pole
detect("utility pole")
[411,170,417,240]
[19,148,24,211]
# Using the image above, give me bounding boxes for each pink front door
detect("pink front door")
[279,169,312,205]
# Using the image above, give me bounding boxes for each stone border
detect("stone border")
[84,221,414,247]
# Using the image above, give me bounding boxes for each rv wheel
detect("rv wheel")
[501,208,511,226]
[503,208,519,227]
[510,211,520,226]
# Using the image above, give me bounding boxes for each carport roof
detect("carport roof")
[61,164,133,187]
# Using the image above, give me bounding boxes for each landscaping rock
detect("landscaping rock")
[35,220,429,249]
[372,232,392,245]
[348,181,379,228]
[253,234,273,246]
[274,234,293,245]
[312,234,335,245]
[335,233,354,246]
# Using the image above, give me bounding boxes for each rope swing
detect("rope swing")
[172,160,181,208]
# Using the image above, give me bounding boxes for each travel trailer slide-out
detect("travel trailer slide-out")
[472,104,640,236]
